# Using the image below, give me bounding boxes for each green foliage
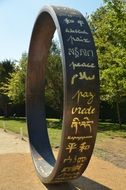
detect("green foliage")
[1,53,27,104]
[101,66,126,102]
[89,0,126,126]
[90,0,126,97]
[0,117,126,149]
[0,117,62,147]
[1,42,63,117]
[2,71,25,104]
[45,41,63,114]
[0,60,15,114]
[0,59,15,83]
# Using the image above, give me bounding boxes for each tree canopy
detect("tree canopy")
[0,59,15,115]
[1,53,27,104]
[45,41,63,115]
[1,41,63,116]
[1,1,126,122]
[89,0,126,126]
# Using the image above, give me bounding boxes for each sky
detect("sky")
[0,0,103,61]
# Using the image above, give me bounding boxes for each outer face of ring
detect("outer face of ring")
[26,5,99,184]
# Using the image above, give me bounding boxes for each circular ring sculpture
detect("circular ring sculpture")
[26,5,99,184]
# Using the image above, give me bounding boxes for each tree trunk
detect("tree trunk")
[116,101,122,129]
[4,103,8,118]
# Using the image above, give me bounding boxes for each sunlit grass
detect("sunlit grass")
[0,117,126,148]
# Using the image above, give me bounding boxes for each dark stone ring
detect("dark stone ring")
[26,5,99,184]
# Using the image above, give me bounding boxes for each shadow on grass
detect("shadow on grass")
[45,176,111,190]
[0,116,26,123]
[98,122,126,132]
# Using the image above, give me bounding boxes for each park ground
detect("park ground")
[0,119,126,189]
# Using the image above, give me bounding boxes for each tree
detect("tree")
[0,60,15,116]
[0,59,15,83]
[89,0,126,127]
[45,40,63,116]
[1,53,27,104]
[2,42,63,117]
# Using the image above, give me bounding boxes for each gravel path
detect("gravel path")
[0,129,29,154]
[0,129,126,190]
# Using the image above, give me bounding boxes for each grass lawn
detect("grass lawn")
[0,117,62,147]
[0,116,126,147]
[96,122,126,145]
[0,116,126,168]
